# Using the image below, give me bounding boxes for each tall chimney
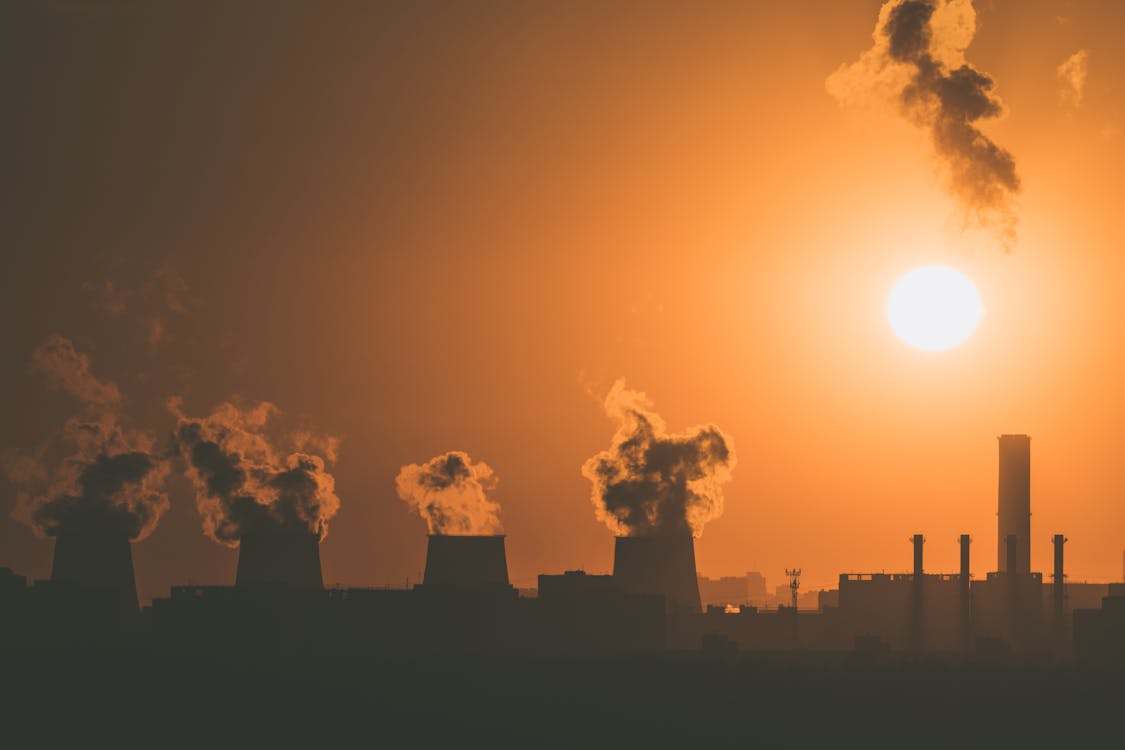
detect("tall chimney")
[1005,534,1018,576]
[910,534,924,652]
[422,534,510,588]
[235,528,324,589]
[959,534,971,581]
[959,534,972,651]
[912,534,924,577]
[612,535,702,612]
[1052,534,1066,645]
[1052,534,1066,587]
[997,435,1031,573]
[51,529,138,614]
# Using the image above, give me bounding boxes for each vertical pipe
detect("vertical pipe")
[959,534,972,652]
[959,535,971,580]
[1053,534,1067,649]
[911,535,924,652]
[1005,534,1018,576]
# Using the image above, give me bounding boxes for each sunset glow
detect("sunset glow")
[887,266,984,351]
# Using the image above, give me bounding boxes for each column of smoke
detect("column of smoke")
[170,399,341,545]
[582,379,735,538]
[827,0,1020,245]
[395,451,502,535]
[4,336,171,543]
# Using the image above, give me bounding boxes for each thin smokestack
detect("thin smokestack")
[1052,534,1067,648]
[959,534,971,651]
[910,534,924,652]
[912,533,924,577]
[959,534,971,580]
[997,435,1031,573]
[1052,534,1066,587]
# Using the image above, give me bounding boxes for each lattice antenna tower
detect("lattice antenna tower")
[785,568,802,610]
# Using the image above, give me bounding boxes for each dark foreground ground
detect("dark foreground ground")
[2,648,1122,746]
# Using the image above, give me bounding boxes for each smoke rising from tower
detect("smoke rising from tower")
[582,380,735,538]
[827,0,1020,244]
[5,337,170,542]
[396,451,502,535]
[171,399,341,546]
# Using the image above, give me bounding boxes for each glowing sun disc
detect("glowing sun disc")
[887,266,983,351]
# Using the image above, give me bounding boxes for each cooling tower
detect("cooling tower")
[612,535,702,612]
[235,528,324,589]
[422,534,511,588]
[997,435,1031,574]
[51,529,139,614]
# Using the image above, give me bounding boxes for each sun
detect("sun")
[887,266,983,351]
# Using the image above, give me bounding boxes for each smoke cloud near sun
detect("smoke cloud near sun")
[827,0,1020,245]
[5,336,171,541]
[1057,50,1089,109]
[396,451,502,535]
[171,399,341,546]
[582,380,736,538]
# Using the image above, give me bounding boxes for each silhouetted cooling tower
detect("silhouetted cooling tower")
[51,530,138,614]
[422,534,510,588]
[997,435,1031,573]
[235,529,324,589]
[612,535,702,612]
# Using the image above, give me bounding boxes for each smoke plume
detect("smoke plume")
[1057,50,1089,109]
[582,380,735,538]
[6,337,170,541]
[396,451,502,535]
[171,399,341,546]
[827,0,1020,244]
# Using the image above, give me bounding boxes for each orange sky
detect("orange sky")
[2,0,1124,602]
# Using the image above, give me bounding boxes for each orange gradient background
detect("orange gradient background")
[2,1,1124,602]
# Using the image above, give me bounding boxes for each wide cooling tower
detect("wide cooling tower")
[51,530,139,614]
[422,534,511,588]
[612,535,702,613]
[236,529,324,589]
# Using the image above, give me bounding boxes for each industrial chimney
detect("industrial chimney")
[997,435,1031,574]
[959,534,972,651]
[422,534,511,588]
[51,529,139,614]
[612,535,702,612]
[235,528,324,589]
[959,535,971,581]
[1053,534,1067,646]
[912,534,924,577]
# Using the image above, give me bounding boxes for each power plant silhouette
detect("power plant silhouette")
[2,433,1123,666]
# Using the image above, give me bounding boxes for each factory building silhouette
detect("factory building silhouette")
[1,433,1124,664]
